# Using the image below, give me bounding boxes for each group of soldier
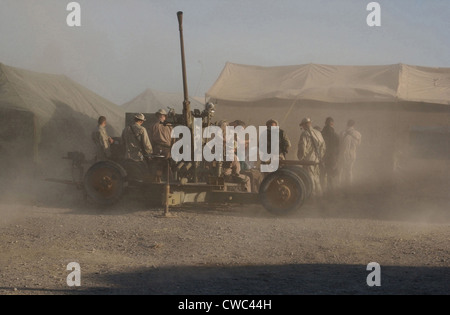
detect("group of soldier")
[92,111,362,197]
[92,110,172,180]
[226,117,361,197]
[272,117,362,197]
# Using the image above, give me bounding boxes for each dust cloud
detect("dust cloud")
[214,101,450,224]
[1,118,448,225]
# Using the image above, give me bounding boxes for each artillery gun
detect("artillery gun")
[48,12,315,216]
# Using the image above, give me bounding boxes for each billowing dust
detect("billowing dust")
[0,121,449,294]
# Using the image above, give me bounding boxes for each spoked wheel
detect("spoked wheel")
[259,169,306,216]
[84,161,127,206]
[284,166,314,199]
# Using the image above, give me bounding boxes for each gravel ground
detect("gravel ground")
[0,182,449,295]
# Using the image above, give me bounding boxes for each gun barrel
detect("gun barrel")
[177,11,191,128]
[177,11,197,182]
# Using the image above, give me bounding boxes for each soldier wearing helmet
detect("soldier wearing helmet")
[297,117,326,197]
[122,113,153,162]
[150,109,173,158]
[205,102,215,113]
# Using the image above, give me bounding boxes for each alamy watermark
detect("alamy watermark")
[66,2,81,27]
[367,2,381,27]
[66,262,81,287]
[63,261,380,288]
[171,118,280,173]
[366,262,381,287]
[66,2,381,28]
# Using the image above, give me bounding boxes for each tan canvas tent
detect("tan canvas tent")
[206,63,450,189]
[207,63,450,105]
[0,63,125,177]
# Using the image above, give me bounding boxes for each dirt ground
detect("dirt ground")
[0,179,449,295]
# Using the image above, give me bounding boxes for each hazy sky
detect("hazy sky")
[1,0,449,104]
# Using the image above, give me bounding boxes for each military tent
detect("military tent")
[206,63,450,188]
[0,63,125,178]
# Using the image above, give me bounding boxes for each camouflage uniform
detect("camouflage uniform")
[279,129,291,160]
[265,128,291,160]
[150,121,173,158]
[122,123,153,162]
[321,125,340,193]
[218,120,251,192]
[340,127,362,186]
[297,128,326,197]
[92,125,111,161]
[223,155,251,192]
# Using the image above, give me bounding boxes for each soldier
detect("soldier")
[265,119,291,160]
[92,116,114,161]
[222,154,251,192]
[229,120,250,170]
[321,117,340,194]
[218,120,251,192]
[229,120,263,192]
[217,120,235,159]
[229,120,246,128]
[122,113,153,163]
[340,119,362,187]
[297,117,326,197]
[150,109,173,158]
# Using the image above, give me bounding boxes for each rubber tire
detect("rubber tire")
[259,169,306,216]
[284,166,313,199]
[84,161,127,206]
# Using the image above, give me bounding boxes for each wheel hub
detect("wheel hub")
[100,176,113,191]
[278,183,292,201]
